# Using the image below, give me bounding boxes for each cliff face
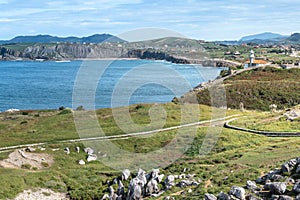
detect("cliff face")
[23,44,128,59]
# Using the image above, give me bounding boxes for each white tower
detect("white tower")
[249,49,255,67]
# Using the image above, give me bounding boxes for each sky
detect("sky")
[0,0,299,41]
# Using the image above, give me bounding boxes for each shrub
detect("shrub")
[21,163,31,169]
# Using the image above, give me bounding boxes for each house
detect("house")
[245,59,268,67]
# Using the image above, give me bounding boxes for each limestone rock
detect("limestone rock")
[229,186,246,200]
[204,193,217,200]
[84,147,94,155]
[164,175,175,189]
[87,154,97,162]
[217,192,231,200]
[64,147,70,155]
[293,181,300,194]
[246,180,258,190]
[122,169,131,181]
[269,182,287,195]
[78,159,85,165]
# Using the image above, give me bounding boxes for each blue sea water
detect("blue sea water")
[0,60,224,111]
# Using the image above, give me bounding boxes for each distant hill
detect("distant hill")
[0,34,126,44]
[286,33,300,42]
[239,32,287,42]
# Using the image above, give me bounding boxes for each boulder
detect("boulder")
[296,194,300,200]
[136,168,147,187]
[122,169,131,181]
[217,192,231,200]
[157,174,165,183]
[296,165,300,174]
[146,179,159,195]
[281,159,297,173]
[205,193,217,200]
[269,182,287,195]
[84,147,94,155]
[64,147,70,155]
[87,154,97,162]
[164,175,175,189]
[101,194,109,200]
[75,146,80,153]
[278,195,293,200]
[151,169,160,180]
[117,180,125,196]
[246,180,258,190]
[78,159,85,165]
[246,195,263,200]
[293,181,300,194]
[229,186,246,200]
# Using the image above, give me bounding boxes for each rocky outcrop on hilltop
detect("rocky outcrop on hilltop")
[206,157,300,200]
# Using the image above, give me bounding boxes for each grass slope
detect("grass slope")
[190,67,300,111]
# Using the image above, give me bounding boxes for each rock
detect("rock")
[296,165,300,174]
[281,159,297,173]
[205,193,217,200]
[146,179,159,195]
[101,194,109,200]
[117,180,125,197]
[75,146,80,153]
[188,188,192,193]
[229,186,246,200]
[278,195,293,200]
[246,180,257,190]
[121,169,131,181]
[270,195,280,200]
[164,196,175,200]
[64,147,70,155]
[296,194,300,200]
[128,181,142,200]
[164,175,175,189]
[293,181,300,194]
[157,174,165,183]
[217,192,231,200]
[78,160,85,165]
[286,177,295,184]
[151,169,160,180]
[179,174,186,179]
[87,154,97,162]
[136,168,147,187]
[84,147,94,155]
[269,182,287,195]
[246,194,262,200]
[25,147,36,152]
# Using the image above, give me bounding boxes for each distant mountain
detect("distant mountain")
[0,34,126,44]
[286,33,300,42]
[239,32,287,42]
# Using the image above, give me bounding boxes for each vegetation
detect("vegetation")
[187,67,300,111]
[0,102,299,199]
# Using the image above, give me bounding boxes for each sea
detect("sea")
[0,60,225,112]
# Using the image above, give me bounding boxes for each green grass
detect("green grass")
[0,103,300,199]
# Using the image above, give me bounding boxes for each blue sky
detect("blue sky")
[0,0,299,41]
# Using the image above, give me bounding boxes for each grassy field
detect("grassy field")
[0,102,300,199]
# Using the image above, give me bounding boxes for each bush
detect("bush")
[21,163,31,169]
[58,109,72,115]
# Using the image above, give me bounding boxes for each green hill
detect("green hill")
[180,67,300,111]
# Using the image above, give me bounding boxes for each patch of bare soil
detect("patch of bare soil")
[0,149,54,170]
[14,188,68,200]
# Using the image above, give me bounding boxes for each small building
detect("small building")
[245,59,268,67]
[244,49,268,67]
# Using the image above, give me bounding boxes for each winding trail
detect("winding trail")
[224,117,300,137]
[0,115,238,153]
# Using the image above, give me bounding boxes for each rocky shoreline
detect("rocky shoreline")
[0,45,239,67]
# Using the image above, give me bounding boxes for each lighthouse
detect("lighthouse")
[249,49,255,67]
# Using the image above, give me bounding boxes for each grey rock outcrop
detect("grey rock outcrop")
[229,186,246,200]
[269,182,287,195]
[164,175,175,189]
[122,169,131,181]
